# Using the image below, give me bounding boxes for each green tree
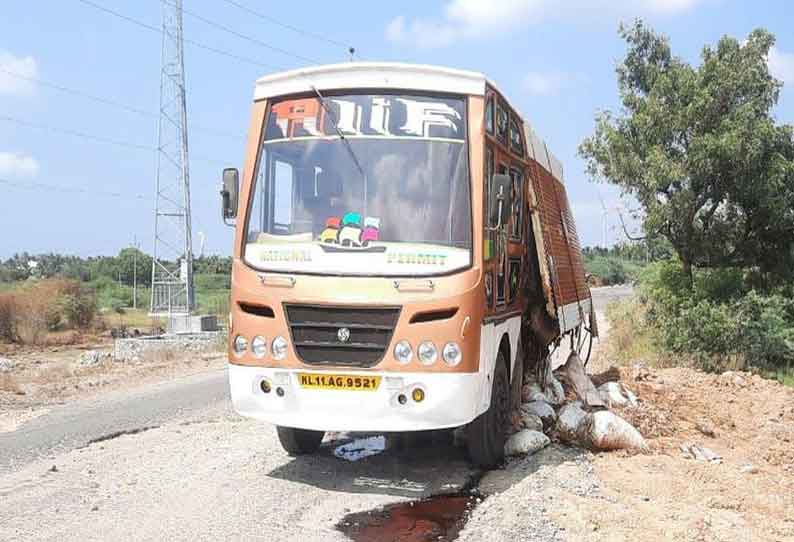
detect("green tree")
[579,21,794,285]
[116,247,153,287]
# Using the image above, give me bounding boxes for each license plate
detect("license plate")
[298,373,381,391]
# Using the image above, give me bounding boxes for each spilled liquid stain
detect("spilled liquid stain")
[337,492,482,542]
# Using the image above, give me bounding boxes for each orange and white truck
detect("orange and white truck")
[220,63,594,467]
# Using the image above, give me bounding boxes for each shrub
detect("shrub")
[0,279,98,344]
[58,289,96,329]
[0,293,16,342]
[634,259,794,372]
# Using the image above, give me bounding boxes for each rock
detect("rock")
[78,350,108,368]
[515,406,544,432]
[680,442,722,463]
[504,429,550,456]
[719,371,746,388]
[556,403,588,444]
[695,420,718,438]
[740,464,759,474]
[522,400,557,430]
[583,411,648,451]
[0,357,15,372]
[632,362,652,381]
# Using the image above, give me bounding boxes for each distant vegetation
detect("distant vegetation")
[582,238,673,286]
[0,251,231,345]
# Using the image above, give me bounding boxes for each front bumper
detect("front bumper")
[228,364,488,432]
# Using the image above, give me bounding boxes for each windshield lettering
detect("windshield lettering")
[248,93,471,277]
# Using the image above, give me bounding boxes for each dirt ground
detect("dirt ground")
[0,338,226,433]
[546,360,794,541]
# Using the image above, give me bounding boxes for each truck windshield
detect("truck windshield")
[244,93,471,276]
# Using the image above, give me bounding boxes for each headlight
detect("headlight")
[272,336,288,361]
[442,342,462,366]
[394,340,413,364]
[417,341,438,366]
[233,335,248,356]
[251,336,267,358]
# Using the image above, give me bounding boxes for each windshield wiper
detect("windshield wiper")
[311,86,367,180]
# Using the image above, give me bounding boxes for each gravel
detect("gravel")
[459,444,601,542]
[0,357,15,372]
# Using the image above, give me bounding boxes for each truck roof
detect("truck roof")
[254,62,563,180]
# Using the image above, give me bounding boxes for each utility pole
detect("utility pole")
[150,0,194,316]
[132,235,139,310]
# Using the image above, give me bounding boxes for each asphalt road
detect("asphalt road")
[0,285,632,474]
[0,285,633,541]
[0,369,229,473]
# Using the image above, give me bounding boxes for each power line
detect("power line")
[0,66,152,117]
[0,177,149,200]
[1,114,151,152]
[74,0,285,71]
[219,0,354,51]
[0,114,229,165]
[0,66,243,140]
[164,0,322,65]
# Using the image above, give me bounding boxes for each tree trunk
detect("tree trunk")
[682,258,694,287]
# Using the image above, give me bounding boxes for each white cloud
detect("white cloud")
[0,152,40,178]
[0,50,38,96]
[386,0,709,48]
[768,46,794,84]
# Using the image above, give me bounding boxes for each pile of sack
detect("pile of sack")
[505,352,647,457]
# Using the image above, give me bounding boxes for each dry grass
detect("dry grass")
[604,298,683,369]
[0,279,98,346]
[29,362,74,385]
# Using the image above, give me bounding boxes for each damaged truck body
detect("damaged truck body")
[220,62,595,467]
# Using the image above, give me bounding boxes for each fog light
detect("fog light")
[394,340,413,365]
[412,388,425,403]
[272,336,288,361]
[260,379,271,393]
[417,341,438,366]
[251,336,267,358]
[442,342,462,366]
[233,335,248,356]
[397,394,407,405]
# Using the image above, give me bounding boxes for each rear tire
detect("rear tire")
[466,351,509,468]
[276,426,324,456]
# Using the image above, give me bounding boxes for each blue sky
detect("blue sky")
[1,0,792,258]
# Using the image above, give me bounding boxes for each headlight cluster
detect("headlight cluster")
[233,334,289,360]
[393,340,462,367]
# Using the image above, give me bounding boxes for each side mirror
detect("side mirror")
[490,173,512,229]
[221,168,239,224]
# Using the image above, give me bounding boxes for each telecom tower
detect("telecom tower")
[150,0,194,315]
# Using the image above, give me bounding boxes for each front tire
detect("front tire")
[276,426,324,456]
[466,351,509,468]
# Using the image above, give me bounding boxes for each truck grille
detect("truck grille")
[284,304,401,368]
